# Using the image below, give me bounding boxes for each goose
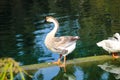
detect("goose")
[96,33,120,59]
[44,16,79,72]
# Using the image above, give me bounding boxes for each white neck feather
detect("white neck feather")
[47,19,59,37]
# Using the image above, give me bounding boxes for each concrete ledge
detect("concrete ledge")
[22,55,113,71]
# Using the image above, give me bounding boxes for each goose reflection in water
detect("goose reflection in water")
[98,62,120,79]
[33,65,84,80]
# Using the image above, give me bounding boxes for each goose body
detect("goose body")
[44,16,79,71]
[45,36,78,56]
[97,33,120,58]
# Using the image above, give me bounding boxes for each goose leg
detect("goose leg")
[60,56,66,72]
[112,52,119,59]
[53,58,62,65]
[53,54,62,65]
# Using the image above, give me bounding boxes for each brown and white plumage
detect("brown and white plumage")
[44,16,79,71]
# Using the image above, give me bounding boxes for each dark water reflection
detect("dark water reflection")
[0,0,120,65]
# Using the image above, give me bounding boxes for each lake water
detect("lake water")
[0,0,120,79]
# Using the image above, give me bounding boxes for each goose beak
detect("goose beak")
[43,20,46,23]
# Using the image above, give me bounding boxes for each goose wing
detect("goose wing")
[54,36,79,48]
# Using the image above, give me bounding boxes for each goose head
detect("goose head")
[114,33,120,37]
[46,16,57,23]
[113,33,120,39]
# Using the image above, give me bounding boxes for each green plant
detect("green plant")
[0,58,32,80]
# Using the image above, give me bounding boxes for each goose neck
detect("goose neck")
[49,20,59,37]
